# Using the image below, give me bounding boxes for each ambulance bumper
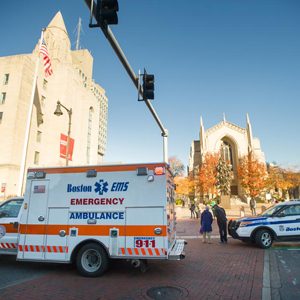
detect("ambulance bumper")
[168,239,187,260]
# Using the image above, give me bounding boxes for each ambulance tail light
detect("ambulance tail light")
[154,167,165,175]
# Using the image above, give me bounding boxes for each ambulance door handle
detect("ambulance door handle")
[154,227,162,235]
[38,216,45,222]
[10,222,19,229]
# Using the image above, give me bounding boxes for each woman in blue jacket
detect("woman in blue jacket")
[200,205,213,243]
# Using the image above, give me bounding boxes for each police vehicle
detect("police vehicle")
[228,200,300,248]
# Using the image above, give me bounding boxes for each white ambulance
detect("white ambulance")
[0,162,185,276]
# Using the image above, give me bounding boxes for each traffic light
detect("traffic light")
[142,72,155,100]
[96,0,119,27]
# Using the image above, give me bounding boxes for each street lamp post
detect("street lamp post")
[54,101,72,166]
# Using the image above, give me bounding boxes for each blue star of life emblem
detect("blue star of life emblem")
[94,180,109,195]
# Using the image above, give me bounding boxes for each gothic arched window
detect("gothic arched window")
[221,141,234,167]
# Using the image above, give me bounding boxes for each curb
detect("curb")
[262,250,271,300]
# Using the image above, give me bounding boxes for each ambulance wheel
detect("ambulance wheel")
[76,243,109,277]
[255,229,273,249]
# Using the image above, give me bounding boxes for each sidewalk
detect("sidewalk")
[176,203,268,221]
[0,215,264,300]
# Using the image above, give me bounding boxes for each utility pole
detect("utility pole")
[75,17,82,50]
[84,0,169,163]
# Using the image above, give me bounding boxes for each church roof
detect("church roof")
[206,120,246,135]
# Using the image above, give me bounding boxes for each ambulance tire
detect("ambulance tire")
[76,243,109,277]
[255,229,273,249]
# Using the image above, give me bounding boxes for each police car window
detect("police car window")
[261,205,284,217]
[0,199,23,218]
[281,205,300,216]
[281,205,297,216]
[294,205,300,214]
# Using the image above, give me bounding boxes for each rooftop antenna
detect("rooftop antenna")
[75,17,82,50]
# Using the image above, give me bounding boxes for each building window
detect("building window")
[41,96,46,107]
[221,140,234,169]
[36,131,42,143]
[43,79,48,90]
[0,112,3,123]
[0,92,6,104]
[86,107,93,164]
[3,74,9,85]
[34,151,40,165]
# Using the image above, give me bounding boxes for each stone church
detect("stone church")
[189,114,265,198]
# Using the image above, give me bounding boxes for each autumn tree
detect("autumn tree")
[216,156,232,195]
[169,156,185,177]
[238,154,267,198]
[174,176,194,201]
[196,153,219,198]
[266,165,290,191]
[267,165,300,198]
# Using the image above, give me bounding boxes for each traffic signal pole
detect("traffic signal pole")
[84,0,169,163]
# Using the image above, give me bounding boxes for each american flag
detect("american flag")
[39,38,53,77]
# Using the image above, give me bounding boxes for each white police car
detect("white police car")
[228,200,300,248]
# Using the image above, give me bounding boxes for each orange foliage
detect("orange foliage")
[196,153,219,196]
[267,166,300,191]
[174,176,194,198]
[238,154,267,197]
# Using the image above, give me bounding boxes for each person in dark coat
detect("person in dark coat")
[214,204,228,243]
[190,202,196,218]
[200,205,213,243]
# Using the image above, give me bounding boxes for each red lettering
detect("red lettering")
[76,199,83,205]
[112,198,118,204]
[70,199,75,205]
[83,198,88,205]
[106,198,112,205]
[88,198,94,205]
[94,198,100,205]
[119,198,124,205]
[100,198,105,205]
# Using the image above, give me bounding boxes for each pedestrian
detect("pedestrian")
[200,205,213,243]
[213,204,228,243]
[195,203,200,218]
[250,197,256,216]
[190,202,196,219]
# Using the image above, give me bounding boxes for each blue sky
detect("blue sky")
[1,1,300,170]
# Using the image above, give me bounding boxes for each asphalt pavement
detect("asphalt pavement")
[0,205,299,299]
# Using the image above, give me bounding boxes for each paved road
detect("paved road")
[1,214,300,300]
[0,219,263,300]
[0,255,71,290]
[269,248,300,300]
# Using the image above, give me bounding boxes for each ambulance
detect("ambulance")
[0,162,186,277]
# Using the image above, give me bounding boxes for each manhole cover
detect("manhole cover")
[146,286,187,300]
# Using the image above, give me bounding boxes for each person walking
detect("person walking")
[195,203,201,219]
[250,198,256,216]
[200,206,213,243]
[190,202,196,219]
[214,204,228,243]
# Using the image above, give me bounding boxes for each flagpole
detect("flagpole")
[17,29,44,196]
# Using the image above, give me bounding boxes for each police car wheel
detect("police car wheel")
[76,243,109,277]
[255,229,273,249]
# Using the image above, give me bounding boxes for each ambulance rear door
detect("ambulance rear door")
[18,180,49,260]
[125,207,167,258]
